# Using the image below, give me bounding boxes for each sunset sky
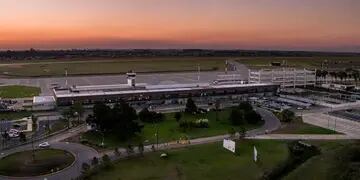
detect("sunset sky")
[1,0,360,52]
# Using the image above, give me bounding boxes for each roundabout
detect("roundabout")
[0,149,75,177]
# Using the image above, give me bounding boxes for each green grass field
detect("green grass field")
[0,85,40,98]
[273,118,337,134]
[0,57,226,77]
[235,56,360,70]
[89,140,289,180]
[1,56,359,77]
[284,140,357,180]
[0,149,74,177]
[82,109,263,148]
[0,111,31,121]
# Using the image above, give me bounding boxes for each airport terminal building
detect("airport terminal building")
[53,73,279,106]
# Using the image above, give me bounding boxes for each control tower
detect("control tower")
[127,72,136,87]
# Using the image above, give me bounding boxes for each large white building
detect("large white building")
[248,68,316,88]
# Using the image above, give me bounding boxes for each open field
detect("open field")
[0,85,40,98]
[88,140,289,180]
[0,57,226,77]
[273,118,338,134]
[82,109,263,148]
[1,56,359,77]
[234,56,360,70]
[0,149,74,177]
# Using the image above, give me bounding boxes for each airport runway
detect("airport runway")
[0,68,249,96]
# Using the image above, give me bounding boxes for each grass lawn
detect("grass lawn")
[235,56,360,70]
[0,85,40,98]
[0,149,74,177]
[0,57,226,77]
[0,111,31,120]
[49,120,68,133]
[273,117,337,134]
[82,109,263,148]
[89,140,289,180]
[284,140,357,180]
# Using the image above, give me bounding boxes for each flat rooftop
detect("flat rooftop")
[54,82,276,98]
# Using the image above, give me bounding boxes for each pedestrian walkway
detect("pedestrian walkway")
[249,134,358,140]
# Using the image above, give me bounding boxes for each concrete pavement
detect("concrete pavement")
[302,113,360,138]
[249,134,358,140]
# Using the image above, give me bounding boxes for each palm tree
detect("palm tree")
[352,70,359,85]
[329,72,337,83]
[315,69,322,83]
[322,70,328,83]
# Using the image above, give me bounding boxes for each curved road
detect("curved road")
[0,107,280,180]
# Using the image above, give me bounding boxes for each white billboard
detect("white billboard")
[223,139,236,153]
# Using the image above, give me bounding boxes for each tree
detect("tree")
[19,132,26,142]
[127,144,134,155]
[102,154,112,168]
[329,71,337,82]
[139,107,164,123]
[114,147,121,157]
[244,110,262,124]
[31,115,37,131]
[71,102,85,123]
[352,70,359,85]
[315,69,322,83]
[229,108,245,126]
[138,142,144,156]
[139,108,151,122]
[280,109,295,123]
[239,127,246,139]
[322,70,328,83]
[215,99,221,121]
[185,98,197,114]
[238,101,253,112]
[174,112,182,122]
[91,157,99,166]
[62,108,74,128]
[89,102,143,140]
[228,127,236,138]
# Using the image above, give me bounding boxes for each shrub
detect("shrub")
[101,154,113,169]
[174,112,182,122]
[81,162,91,173]
[91,157,99,166]
[280,109,295,123]
[114,147,121,157]
[194,119,209,128]
[262,141,320,180]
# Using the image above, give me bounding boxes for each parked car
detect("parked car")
[8,129,19,138]
[39,142,50,148]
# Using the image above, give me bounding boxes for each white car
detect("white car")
[39,142,50,148]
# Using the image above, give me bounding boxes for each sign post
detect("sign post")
[223,139,236,153]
